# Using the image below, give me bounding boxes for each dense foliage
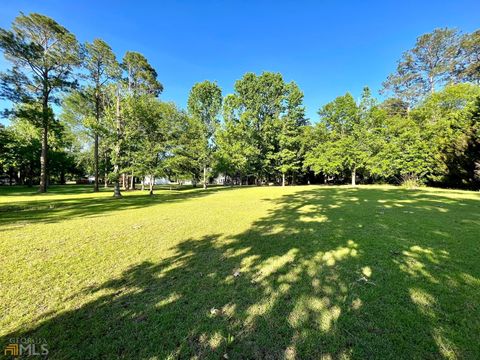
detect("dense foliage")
[1,14,479,191]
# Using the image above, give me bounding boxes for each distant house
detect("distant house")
[212,174,227,185]
[76,176,94,184]
[142,176,171,185]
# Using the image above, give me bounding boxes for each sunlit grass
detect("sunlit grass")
[0,185,479,359]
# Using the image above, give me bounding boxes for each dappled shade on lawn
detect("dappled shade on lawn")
[0,186,479,359]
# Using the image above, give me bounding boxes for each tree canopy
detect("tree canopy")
[1,14,479,191]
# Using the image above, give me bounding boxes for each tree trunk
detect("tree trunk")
[18,170,24,185]
[27,160,33,187]
[39,123,48,193]
[282,173,286,187]
[113,93,122,198]
[203,166,207,189]
[94,88,101,192]
[104,149,108,188]
[141,177,145,191]
[149,175,154,195]
[94,133,99,192]
[39,88,49,193]
[351,166,356,186]
[131,173,135,190]
[113,169,122,197]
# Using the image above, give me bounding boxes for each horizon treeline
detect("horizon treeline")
[0,13,479,194]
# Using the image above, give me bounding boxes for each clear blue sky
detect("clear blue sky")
[1,0,479,125]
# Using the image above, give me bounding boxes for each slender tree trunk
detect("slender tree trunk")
[429,76,435,94]
[39,87,50,193]
[351,166,356,186]
[131,173,135,190]
[27,160,33,187]
[113,93,122,198]
[282,173,286,187]
[203,166,207,189]
[94,88,101,192]
[94,133,99,192]
[113,167,122,197]
[40,123,48,193]
[141,177,145,191]
[149,175,154,195]
[104,149,108,188]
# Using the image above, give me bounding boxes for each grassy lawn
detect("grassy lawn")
[0,185,479,359]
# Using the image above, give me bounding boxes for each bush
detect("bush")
[401,174,422,189]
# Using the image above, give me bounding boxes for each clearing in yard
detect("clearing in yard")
[0,185,479,359]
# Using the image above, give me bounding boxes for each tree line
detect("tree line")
[0,13,479,194]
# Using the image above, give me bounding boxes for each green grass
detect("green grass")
[0,185,479,359]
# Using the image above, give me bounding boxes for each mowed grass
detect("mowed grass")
[0,185,479,359]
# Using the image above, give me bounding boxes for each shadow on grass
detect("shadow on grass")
[0,185,243,227]
[1,187,479,358]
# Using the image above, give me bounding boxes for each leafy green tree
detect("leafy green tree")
[379,98,410,117]
[100,51,163,197]
[305,92,357,185]
[469,97,480,188]
[82,39,120,191]
[119,51,163,192]
[187,80,222,189]
[220,72,305,183]
[383,28,460,106]
[277,82,307,186]
[0,125,18,184]
[411,83,480,186]
[104,85,124,197]
[165,111,205,186]
[370,84,480,187]
[230,72,285,181]
[5,111,42,185]
[215,95,258,184]
[123,97,176,195]
[458,30,480,84]
[3,105,83,186]
[47,122,82,184]
[305,88,383,185]
[0,13,81,192]
[371,115,436,185]
[122,51,163,96]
